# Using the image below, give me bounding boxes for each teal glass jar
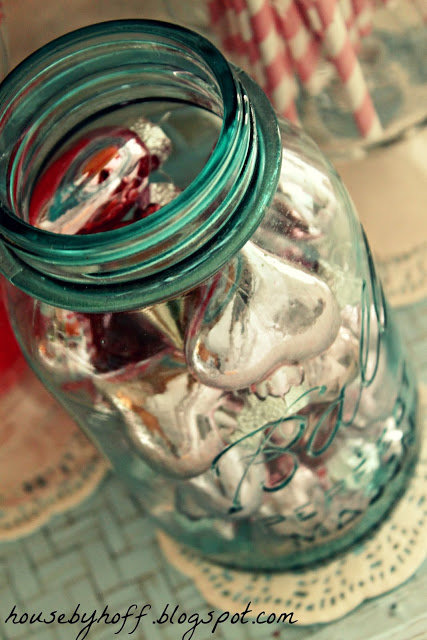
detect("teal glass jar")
[0,21,418,570]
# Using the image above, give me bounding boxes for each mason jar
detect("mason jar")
[0,20,418,570]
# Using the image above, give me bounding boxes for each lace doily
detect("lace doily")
[377,243,427,308]
[0,367,108,540]
[158,385,427,625]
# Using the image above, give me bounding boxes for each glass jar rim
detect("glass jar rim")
[0,20,239,252]
[0,20,281,311]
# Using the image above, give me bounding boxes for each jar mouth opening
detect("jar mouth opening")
[0,20,240,254]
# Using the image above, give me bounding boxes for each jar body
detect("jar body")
[5,122,418,570]
[0,21,418,570]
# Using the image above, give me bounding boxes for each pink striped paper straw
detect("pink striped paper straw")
[231,0,270,87]
[209,1,246,65]
[335,1,374,49]
[340,0,360,46]
[352,0,374,39]
[208,0,265,85]
[299,0,383,138]
[273,0,322,93]
[243,0,299,121]
[210,0,299,120]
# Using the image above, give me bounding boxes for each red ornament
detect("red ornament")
[29,120,179,236]
[29,127,153,235]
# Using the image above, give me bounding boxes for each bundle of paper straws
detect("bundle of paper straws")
[208,0,427,139]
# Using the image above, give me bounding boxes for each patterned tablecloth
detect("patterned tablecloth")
[0,301,425,640]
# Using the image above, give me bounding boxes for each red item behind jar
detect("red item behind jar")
[0,280,26,395]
